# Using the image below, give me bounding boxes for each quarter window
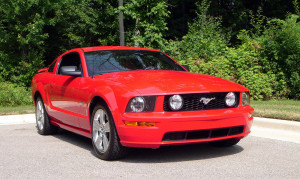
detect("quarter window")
[48,60,56,72]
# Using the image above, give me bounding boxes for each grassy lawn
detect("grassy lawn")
[0,105,35,116]
[251,100,300,121]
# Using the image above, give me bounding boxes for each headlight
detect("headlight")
[130,97,145,112]
[126,96,157,112]
[242,91,250,106]
[169,95,183,111]
[225,92,236,107]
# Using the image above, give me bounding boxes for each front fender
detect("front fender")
[32,76,47,106]
[87,82,141,133]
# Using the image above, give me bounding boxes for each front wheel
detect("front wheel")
[209,138,240,147]
[91,104,128,160]
[35,97,57,135]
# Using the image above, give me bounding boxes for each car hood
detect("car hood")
[96,70,248,95]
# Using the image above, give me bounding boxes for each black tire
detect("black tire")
[209,138,240,147]
[35,97,57,135]
[91,104,129,160]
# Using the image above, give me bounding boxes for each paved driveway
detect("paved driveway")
[0,123,299,178]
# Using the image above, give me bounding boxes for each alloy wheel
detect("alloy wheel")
[93,108,110,153]
[36,100,45,131]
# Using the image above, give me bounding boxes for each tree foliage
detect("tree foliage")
[0,0,118,86]
[120,0,169,49]
[0,0,299,103]
[167,1,299,100]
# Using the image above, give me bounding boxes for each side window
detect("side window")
[48,60,56,72]
[57,52,82,75]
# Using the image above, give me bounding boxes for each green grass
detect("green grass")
[0,105,35,116]
[251,100,300,121]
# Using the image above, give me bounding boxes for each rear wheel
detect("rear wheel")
[209,138,240,147]
[91,104,128,160]
[35,97,57,135]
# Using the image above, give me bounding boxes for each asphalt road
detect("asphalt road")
[0,123,299,179]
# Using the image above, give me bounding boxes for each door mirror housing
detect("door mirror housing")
[38,68,47,73]
[60,66,82,77]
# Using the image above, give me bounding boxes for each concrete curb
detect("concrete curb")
[0,114,35,125]
[253,117,300,132]
[251,117,300,143]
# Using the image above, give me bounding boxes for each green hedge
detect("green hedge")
[0,82,32,106]
[164,2,300,100]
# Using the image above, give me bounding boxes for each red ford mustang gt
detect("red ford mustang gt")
[32,46,254,160]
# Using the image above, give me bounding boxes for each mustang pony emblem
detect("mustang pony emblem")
[200,97,215,105]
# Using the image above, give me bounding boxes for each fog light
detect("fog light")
[225,92,236,107]
[249,114,252,118]
[169,95,183,111]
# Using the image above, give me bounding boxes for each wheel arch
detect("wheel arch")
[88,90,124,132]
[89,96,108,123]
[34,91,42,104]
[33,83,48,107]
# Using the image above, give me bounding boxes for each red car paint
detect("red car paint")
[31,46,254,148]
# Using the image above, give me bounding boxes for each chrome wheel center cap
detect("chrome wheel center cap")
[99,126,104,134]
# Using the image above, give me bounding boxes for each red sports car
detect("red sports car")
[32,46,254,160]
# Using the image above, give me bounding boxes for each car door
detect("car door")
[48,51,88,128]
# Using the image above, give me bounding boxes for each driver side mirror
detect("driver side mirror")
[60,66,82,77]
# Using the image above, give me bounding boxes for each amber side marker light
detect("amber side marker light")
[124,121,155,127]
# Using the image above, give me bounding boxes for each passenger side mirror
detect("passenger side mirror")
[182,65,190,72]
[60,66,82,77]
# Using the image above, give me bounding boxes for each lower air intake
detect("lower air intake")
[162,126,244,141]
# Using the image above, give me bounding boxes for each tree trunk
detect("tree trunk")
[119,0,125,46]
[134,18,140,47]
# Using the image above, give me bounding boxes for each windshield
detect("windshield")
[84,50,185,76]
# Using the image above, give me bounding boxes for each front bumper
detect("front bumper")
[117,105,254,148]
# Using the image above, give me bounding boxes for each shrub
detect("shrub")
[258,15,300,99]
[178,0,228,62]
[169,11,299,100]
[0,82,32,106]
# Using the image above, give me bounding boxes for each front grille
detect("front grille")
[163,92,240,112]
[162,126,244,141]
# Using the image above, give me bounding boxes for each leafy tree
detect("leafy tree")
[167,0,229,68]
[0,0,49,86]
[0,0,119,86]
[258,15,300,98]
[179,0,228,62]
[43,0,119,64]
[120,0,170,49]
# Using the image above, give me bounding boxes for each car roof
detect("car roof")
[80,46,160,52]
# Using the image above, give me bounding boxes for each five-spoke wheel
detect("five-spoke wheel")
[92,108,111,153]
[35,97,57,135]
[91,104,128,160]
[36,99,45,131]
